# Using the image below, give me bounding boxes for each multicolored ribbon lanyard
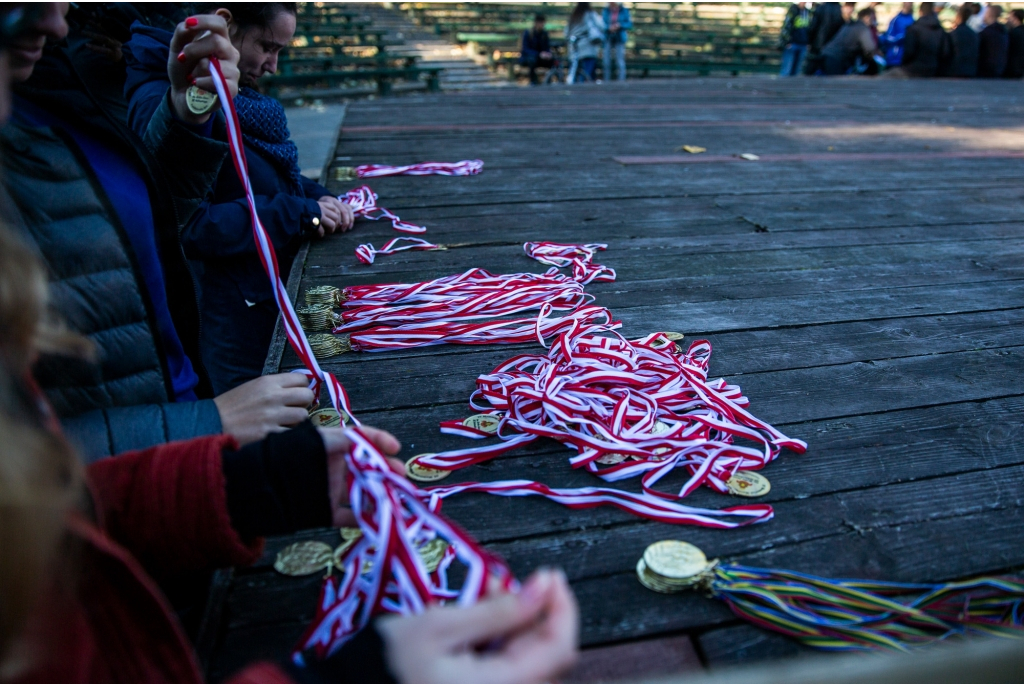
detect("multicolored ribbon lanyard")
[208,61,515,657]
[352,159,484,178]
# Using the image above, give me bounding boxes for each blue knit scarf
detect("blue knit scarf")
[234,87,303,192]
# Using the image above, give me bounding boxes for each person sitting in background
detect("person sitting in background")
[803,1,845,74]
[879,2,916,67]
[519,13,553,85]
[947,3,981,76]
[977,4,1009,76]
[1004,9,1024,77]
[3,4,316,461]
[602,2,632,82]
[820,8,882,75]
[565,2,605,83]
[0,224,579,684]
[778,2,812,77]
[125,3,355,395]
[899,3,951,77]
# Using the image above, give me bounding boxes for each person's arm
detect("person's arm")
[299,174,331,201]
[859,25,879,57]
[181,190,319,259]
[902,25,920,63]
[620,8,633,30]
[62,399,223,463]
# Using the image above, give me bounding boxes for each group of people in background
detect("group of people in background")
[779,2,1024,78]
[520,2,632,84]
[0,2,578,682]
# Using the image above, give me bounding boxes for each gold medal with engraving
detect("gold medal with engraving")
[726,470,771,498]
[185,85,218,115]
[463,414,500,434]
[274,540,334,576]
[643,540,708,581]
[340,527,363,541]
[405,455,452,483]
[309,333,351,359]
[418,538,449,573]
[308,407,348,428]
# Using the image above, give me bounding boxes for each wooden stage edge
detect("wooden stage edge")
[203,77,1024,682]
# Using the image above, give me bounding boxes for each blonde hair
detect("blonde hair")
[0,225,84,668]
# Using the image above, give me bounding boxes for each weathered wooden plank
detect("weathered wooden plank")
[697,623,811,669]
[563,633,704,682]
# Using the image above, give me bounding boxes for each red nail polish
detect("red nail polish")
[177,51,186,63]
[185,16,199,28]
[187,74,196,85]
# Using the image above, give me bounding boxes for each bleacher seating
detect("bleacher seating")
[269,2,444,102]
[402,2,786,80]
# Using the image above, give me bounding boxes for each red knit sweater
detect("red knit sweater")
[14,434,291,683]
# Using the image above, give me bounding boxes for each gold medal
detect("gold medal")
[405,455,451,483]
[308,407,348,428]
[663,331,685,341]
[340,527,363,541]
[596,452,628,465]
[333,537,358,567]
[274,541,334,576]
[677,145,706,154]
[726,470,771,498]
[305,285,344,306]
[643,540,709,581]
[462,414,500,434]
[333,166,357,181]
[185,85,218,115]
[418,538,449,573]
[309,333,351,359]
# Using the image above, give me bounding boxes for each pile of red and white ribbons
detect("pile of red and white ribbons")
[295,428,514,662]
[524,241,617,284]
[415,324,807,499]
[354,159,484,178]
[355,237,442,265]
[334,268,591,331]
[342,185,426,234]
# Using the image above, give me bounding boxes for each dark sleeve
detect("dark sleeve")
[299,174,331,200]
[142,91,231,233]
[63,399,223,463]
[620,8,633,30]
[222,420,333,539]
[288,621,396,684]
[181,191,320,259]
[903,26,919,63]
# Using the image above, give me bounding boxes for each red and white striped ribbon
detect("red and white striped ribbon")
[524,241,617,284]
[342,185,426,234]
[354,159,484,178]
[414,326,807,500]
[294,427,514,662]
[208,60,358,426]
[355,237,443,265]
[209,61,515,662]
[345,304,617,352]
[335,273,591,332]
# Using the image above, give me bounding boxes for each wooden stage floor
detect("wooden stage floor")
[202,77,1024,681]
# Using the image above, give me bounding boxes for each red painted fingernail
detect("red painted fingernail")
[177,51,186,63]
[186,16,199,28]
[187,74,196,85]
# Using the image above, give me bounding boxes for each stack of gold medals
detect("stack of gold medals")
[273,529,450,578]
[300,287,350,359]
[636,540,717,594]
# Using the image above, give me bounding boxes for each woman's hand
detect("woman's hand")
[318,426,403,527]
[167,14,240,125]
[377,569,580,683]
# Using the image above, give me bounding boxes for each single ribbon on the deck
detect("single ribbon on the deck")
[354,159,484,178]
[342,185,426,233]
[355,237,443,265]
[524,241,617,284]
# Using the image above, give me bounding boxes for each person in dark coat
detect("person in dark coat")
[1004,9,1024,78]
[520,13,554,84]
[125,4,356,395]
[900,3,951,77]
[978,4,1009,77]
[803,1,846,74]
[820,8,880,75]
[947,3,981,76]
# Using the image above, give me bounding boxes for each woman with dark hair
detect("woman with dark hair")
[565,2,605,82]
[124,3,356,395]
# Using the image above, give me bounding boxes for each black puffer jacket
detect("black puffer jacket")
[902,13,950,77]
[1,36,229,460]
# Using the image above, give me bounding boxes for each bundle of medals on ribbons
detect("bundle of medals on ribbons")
[203,60,1024,665]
